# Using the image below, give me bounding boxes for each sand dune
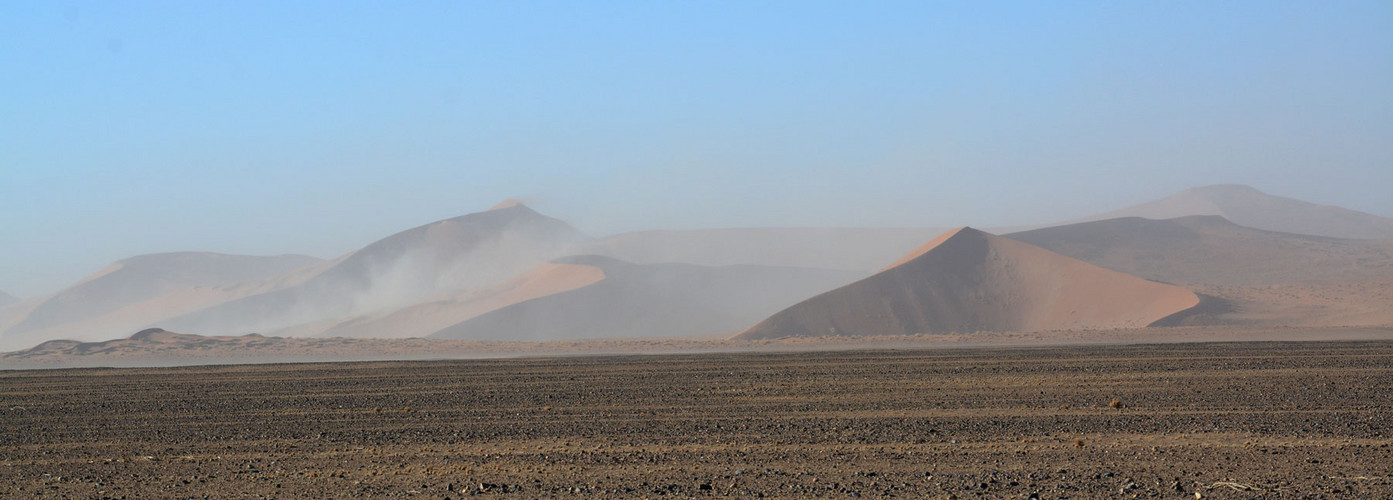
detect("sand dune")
[1006,215,1393,287]
[1005,216,1393,328]
[0,290,16,308]
[580,227,950,273]
[5,252,320,337]
[160,202,589,336]
[431,255,862,341]
[316,262,606,339]
[737,227,1200,339]
[1076,184,1393,239]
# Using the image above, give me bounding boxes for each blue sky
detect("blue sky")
[2,1,1391,296]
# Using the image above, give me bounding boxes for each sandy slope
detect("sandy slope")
[737,227,1200,339]
[1006,215,1393,286]
[1076,184,1393,239]
[431,255,862,341]
[316,263,606,339]
[1185,281,1393,327]
[1006,216,1393,327]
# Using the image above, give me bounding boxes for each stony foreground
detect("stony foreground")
[2,341,1391,498]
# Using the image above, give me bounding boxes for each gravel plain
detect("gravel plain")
[2,341,1391,498]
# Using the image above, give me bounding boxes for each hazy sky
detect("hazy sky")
[3,1,1391,297]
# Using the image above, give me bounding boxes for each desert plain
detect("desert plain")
[4,338,1393,498]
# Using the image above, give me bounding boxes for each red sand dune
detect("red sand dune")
[737,227,1200,339]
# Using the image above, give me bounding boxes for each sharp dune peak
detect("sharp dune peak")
[883,226,979,270]
[489,198,528,211]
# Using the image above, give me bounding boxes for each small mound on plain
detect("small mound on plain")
[737,227,1200,339]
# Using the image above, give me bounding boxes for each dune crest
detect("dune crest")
[737,227,1200,339]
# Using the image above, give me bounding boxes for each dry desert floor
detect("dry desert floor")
[2,341,1392,498]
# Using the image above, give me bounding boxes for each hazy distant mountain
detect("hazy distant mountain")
[5,252,321,336]
[1007,216,1393,287]
[1079,184,1393,239]
[737,227,1199,339]
[162,201,590,336]
[0,290,16,308]
[581,227,951,273]
[432,255,861,341]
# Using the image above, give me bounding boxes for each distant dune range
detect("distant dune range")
[1073,184,1393,240]
[157,201,590,338]
[0,253,322,349]
[7,252,320,334]
[3,184,1393,356]
[0,290,16,308]
[737,228,1201,339]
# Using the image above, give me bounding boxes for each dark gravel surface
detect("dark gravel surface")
[2,341,1391,498]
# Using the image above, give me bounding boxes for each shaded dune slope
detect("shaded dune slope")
[431,255,861,341]
[318,262,606,339]
[738,227,1199,339]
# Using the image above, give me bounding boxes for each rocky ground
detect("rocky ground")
[2,341,1391,498]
